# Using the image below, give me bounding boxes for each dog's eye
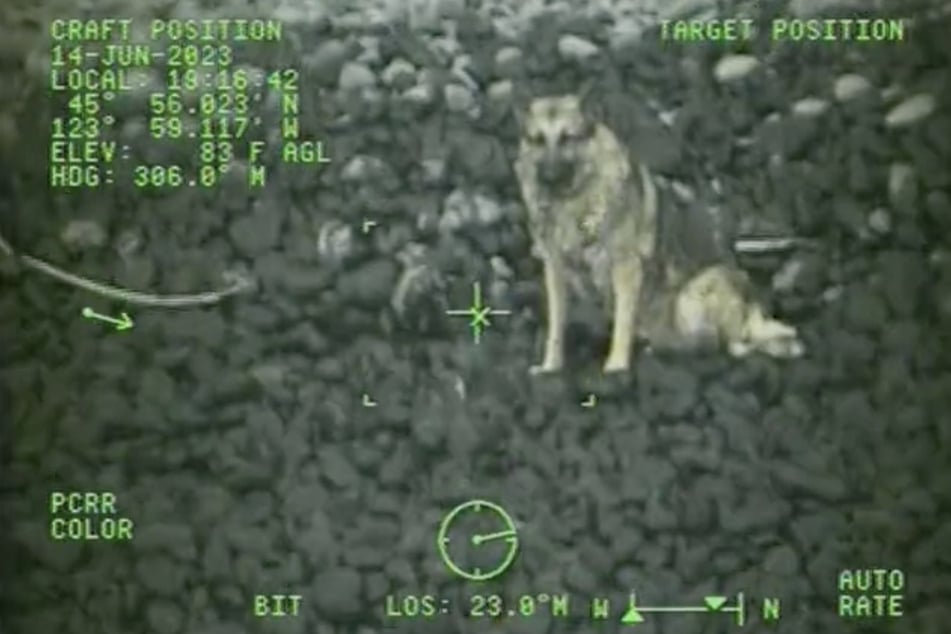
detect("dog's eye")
[558,129,584,144]
[562,123,593,142]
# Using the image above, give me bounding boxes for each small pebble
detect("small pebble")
[338,61,376,91]
[61,219,106,248]
[494,46,524,78]
[305,38,349,84]
[444,83,475,113]
[772,258,803,292]
[791,97,830,117]
[887,162,918,213]
[487,80,513,103]
[557,34,600,61]
[381,58,416,89]
[714,55,759,83]
[833,73,872,101]
[885,93,936,128]
[868,208,892,234]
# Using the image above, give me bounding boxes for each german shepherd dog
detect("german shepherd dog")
[514,94,803,374]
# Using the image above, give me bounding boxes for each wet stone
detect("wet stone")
[714,54,759,83]
[885,93,936,128]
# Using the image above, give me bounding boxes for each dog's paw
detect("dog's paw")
[727,341,753,358]
[529,362,562,375]
[768,337,805,358]
[602,358,630,373]
[745,318,805,359]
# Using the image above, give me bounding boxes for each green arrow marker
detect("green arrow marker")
[621,604,644,624]
[704,596,727,611]
[82,307,134,331]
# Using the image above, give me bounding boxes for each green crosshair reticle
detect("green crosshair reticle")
[437,499,519,581]
[445,281,511,344]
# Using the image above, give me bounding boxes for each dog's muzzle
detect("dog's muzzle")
[536,156,576,188]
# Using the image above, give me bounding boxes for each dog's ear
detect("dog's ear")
[577,79,601,121]
[511,84,532,129]
[578,80,596,104]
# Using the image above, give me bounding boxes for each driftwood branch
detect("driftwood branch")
[0,231,255,307]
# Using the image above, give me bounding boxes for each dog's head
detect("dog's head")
[516,94,598,194]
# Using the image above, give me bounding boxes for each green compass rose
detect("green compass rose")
[437,500,519,581]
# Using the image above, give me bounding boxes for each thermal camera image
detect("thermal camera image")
[0,0,949,632]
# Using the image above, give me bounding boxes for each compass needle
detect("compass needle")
[471,529,516,545]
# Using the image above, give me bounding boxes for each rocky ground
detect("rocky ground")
[1,0,950,633]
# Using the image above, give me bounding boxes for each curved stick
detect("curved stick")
[0,232,13,257]
[2,232,255,307]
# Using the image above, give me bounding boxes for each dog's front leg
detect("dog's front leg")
[531,254,567,375]
[603,257,642,373]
